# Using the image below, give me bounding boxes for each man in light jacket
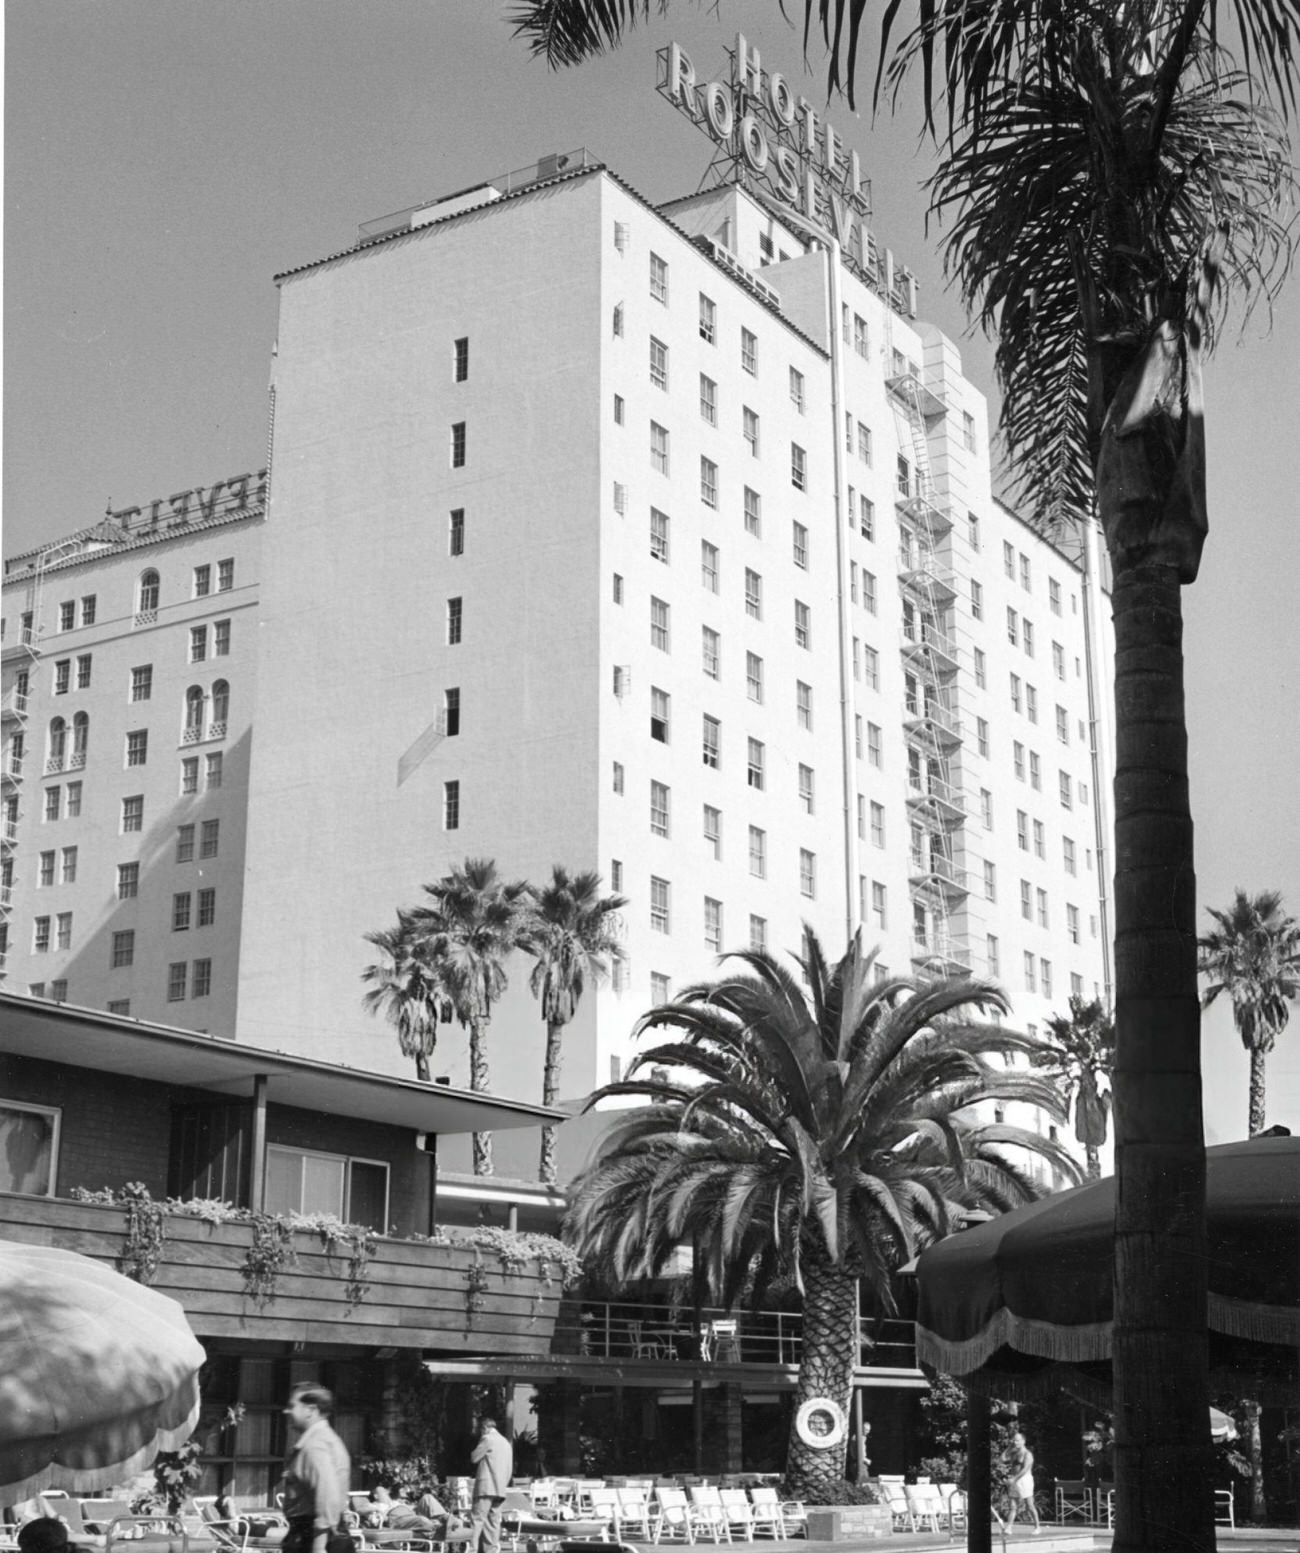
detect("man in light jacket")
[468,1417,514,1553]
[281,1383,351,1553]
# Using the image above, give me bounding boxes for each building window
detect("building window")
[200,819,220,858]
[650,507,671,561]
[180,757,199,796]
[447,597,463,645]
[703,805,722,860]
[859,494,875,539]
[217,558,234,592]
[799,848,816,898]
[131,665,153,703]
[610,859,624,892]
[1004,541,1016,579]
[792,521,808,569]
[702,626,721,680]
[744,568,762,620]
[168,961,189,1001]
[1067,903,1080,945]
[853,312,870,358]
[703,896,723,952]
[1010,674,1022,713]
[194,564,212,598]
[117,862,139,900]
[870,801,885,848]
[871,881,887,929]
[789,366,805,411]
[748,826,767,878]
[650,876,671,932]
[612,573,624,605]
[700,540,720,593]
[198,887,216,927]
[38,850,54,887]
[746,738,765,790]
[650,252,668,303]
[65,782,81,817]
[862,571,877,616]
[612,302,624,337]
[863,645,879,690]
[613,761,625,794]
[650,597,670,651]
[791,444,807,490]
[983,860,997,901]
[857,422,873,465]
[54,661,70,697]
[43,786,60,823]
[450,421,467,467]
[443,687,461,738]
[173,892,192,932]
[213,620,231,658]
[33,916,51,953]
[963,410,977,452]
[1056,705,1069,744]
[454,336,469,382]
[266,1144,389,1229]
[1007,608,1019,648]
[112,929,135,968]
[1016,809,1029,851]
[1064,837,1077,874]
[0,1098,61,1195]
[867,722,882,768]
[1040,958,1053,998]
[1030,751,1042,789]
[699,292,716,342]
[798,764,814,814]
[1020,554,1032,591]
[650,336,669,390]
[1033,818,1046,859]
[443,779,460,830]
[794,600,811,649]
[743,486,761,537]
[796,681,813,731]
[700,374,717,425]
[702,715,721,769]
[449,508,465,556]
[749,914,767,952]
[176,823,196,863]
[1024,952,1037,993]
[192,958,212,998]
[649,687,670,744]
[650,421,670,474]
[76,655,92,690]
[743,407,760,456]
[121,795,144,833]
[1057,769,1073,808]
[125,730,148,768]
[700,457,718,508]
[60,846,77,884]
[1020,878,1033,920]
[1049,577,1062,615]
[745,651,764,704]
[740,327,757,375]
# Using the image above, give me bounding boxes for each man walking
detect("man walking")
[468,1416,514,1553]
[281,1383,352,1553]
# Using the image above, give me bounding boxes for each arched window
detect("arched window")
[47,718,67,772]
[138,570,160,614]
[71,712,89,767]
[210,680,229,733]
[184,686,206,743]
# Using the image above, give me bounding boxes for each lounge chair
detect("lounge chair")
[684,1489,731,1545]
[743,1491,783,1541]
[650,1488,694,1545]
[1053,1481,1092,1525]
[717,1492,755,1542]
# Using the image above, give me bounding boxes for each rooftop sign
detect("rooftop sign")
[109,469,268,537]
[657,36,918,315]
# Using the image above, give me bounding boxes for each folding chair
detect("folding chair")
[1052,1481,1092,1525]
[1214,1489,1236,1529]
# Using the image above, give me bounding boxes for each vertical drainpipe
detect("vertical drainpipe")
[249,1073,268,1212]
[1079,509,1114,1005]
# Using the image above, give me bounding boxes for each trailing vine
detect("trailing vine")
[69,1181,167,1284]
[243,1212,298,1308]
[294,1212,378,1311]
[464,1249,490,1327]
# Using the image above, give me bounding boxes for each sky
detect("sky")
[5,0,1299,1142]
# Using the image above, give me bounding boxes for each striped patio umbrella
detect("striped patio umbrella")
[0,1240,206,1504]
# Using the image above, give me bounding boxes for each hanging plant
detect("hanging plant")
[464,1251,490,1327]
[243,1212,298,1307]
[68,1181,166,1284]
[291,1212,379,1311]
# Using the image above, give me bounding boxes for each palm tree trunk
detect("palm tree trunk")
[785,1241,858,1497]
[539,1017,565,1186]
[469,1016,493,1176]
[1248,1048,1267,1137]
[1109,556,1214,1553]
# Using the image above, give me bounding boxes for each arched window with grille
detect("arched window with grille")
[71,712,89,768]
[210,680,229,737]
[184,685,206,743]
[47,718,67,772]
[137,570,160,620]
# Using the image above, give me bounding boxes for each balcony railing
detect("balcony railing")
[45,756,64,774]
[208,721,227,741]
[134,610,158,629]
[886,372,947,421]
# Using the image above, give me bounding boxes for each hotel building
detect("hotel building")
[2,150,1114,1183]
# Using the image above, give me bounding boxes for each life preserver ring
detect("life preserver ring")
[795,1397,848,1449]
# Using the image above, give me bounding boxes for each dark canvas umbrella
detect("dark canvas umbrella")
[914,1135,1300,1403]
[0,1239,206,1503]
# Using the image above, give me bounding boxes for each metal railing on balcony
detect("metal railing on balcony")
[551,1299,917,1370]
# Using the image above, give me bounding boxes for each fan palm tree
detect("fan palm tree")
[409,857,532,1175]
[524,865,627,1186]
[1199,889,1300,1137]
[565,929,1079,1496]
[1032,995,1116,1179]
[361,912,446,1082]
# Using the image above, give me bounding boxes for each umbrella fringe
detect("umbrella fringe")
[916,1310,1113,1372]
[2,1405,200,1503]
[1209,1292,1300,1347]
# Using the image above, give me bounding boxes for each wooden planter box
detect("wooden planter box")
[804,1505,895,1541]
[0,1195,565,1353]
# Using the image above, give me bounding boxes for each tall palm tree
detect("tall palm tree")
[410,857,532,1175]
[1032,995,1116,1179]
[566,929,1079,1496]
[361,912,446,1082]
[524,865,627,1186]
[1199,889,1300,1137]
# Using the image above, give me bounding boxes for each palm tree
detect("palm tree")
[1199,889,1300,1137]
[409,857,532,1175]
[510,6,1298,1542]
[565,929,1079,1496]
[1032,995,1116,1179]
[361,912,446,1082]
[524,865,627,1186]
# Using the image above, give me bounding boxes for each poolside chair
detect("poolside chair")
[651,1488,695,1545]
[1214,1490,1235,1529]
[873,1479,911,1533]
[903,1485,943,1534]
[937,1485,966,1532]
[684,1488,731,1545]
[774,1495,806,1540]
[744,1490,783,1540]
[1052,1481,1091,1525]
[574,1483,607,1518]
[613,1490,657,1542]
[717,1492,755,1542]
